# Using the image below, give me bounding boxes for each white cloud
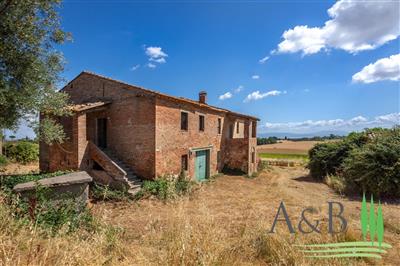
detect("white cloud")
[130,64,140,71]
[375,113,400,124]
[145,46,168,59]
[276,0,400,55]
[259,56,270,64]
[149,57,166,64]
[218,85,244,101]
[352,54,400,83]
[147,63,156,69]
[244,90,284,102]
[234,85,244,93]
[218,92,233,100]
[252,75,260,80]
[261,113,400,133]
[145,46,168,67]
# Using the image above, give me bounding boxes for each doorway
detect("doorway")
[195,150,209,181]
[97,118,107,148]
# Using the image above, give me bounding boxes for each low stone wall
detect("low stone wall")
[13,171,92,203]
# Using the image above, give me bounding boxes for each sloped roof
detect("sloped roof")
[68,101,111,112]
[64,71,260,121]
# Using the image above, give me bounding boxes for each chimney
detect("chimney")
[199,91,207,104]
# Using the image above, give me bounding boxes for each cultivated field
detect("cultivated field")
[257,140,326,155]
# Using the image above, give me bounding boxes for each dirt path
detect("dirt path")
[94,166,400,265]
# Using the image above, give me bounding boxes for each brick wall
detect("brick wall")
[41,73,156,178]
[155,98,225,178]
[41,72,257,179]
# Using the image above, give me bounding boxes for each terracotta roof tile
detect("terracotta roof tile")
[64,71,259,121]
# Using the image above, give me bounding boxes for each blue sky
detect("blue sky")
[7,0,400,138]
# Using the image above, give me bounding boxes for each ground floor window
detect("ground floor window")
[251,149,256,163]
[181,154,188,171]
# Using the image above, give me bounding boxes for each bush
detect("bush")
[90,183,131,201]
[140,172,195,200]
[308,127,400,198]
[5,184,95,235]
[342,129,400,197]
[0,154,8,166]
[0,171,69,190]
[4,141,39,164]
[308,131,368,180]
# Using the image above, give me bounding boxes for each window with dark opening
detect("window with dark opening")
[181,154,188,171]
[229,124,234,138]
[252,121,257,138]
[252,151,255,163]
[236,122,240,134]
[217,151,221,164]
[217,118,222,134]
[181,112,188,130]
[199,115,205,131]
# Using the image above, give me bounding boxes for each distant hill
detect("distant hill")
[258,131,348,139]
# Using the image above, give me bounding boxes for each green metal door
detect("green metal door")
[195,150,207,181]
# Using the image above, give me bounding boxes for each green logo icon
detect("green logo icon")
[297,194,392,259]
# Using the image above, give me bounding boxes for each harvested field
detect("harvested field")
[257,140,327,155]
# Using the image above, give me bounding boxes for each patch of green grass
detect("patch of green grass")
[90,183,131,201]
[0,171,71,190]
[259,153,309,161]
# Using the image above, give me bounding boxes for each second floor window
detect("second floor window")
[236,122,240,134]
[181,112,188,130]
[199,115,205,131]
[217,118,222,134]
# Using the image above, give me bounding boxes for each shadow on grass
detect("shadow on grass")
[293,175,322,184]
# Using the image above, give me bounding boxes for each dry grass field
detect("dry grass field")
[1,164,399,265]
[0,162,39,175]
[257,140,327,155]
[88,167,399,265]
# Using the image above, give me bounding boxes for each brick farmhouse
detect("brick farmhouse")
[40,72,259,193]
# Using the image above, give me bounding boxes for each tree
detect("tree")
[0,0,71,153]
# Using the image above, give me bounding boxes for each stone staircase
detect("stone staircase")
[101,148,142,196]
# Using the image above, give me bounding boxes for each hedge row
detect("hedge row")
[308,127,400,197]
[3,141,39,164]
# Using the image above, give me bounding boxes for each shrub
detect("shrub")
[90,183,131,201]
[0,154,8,166]
[175,173,195,196]
[4,141,39,164]
[309,127,400,198]
[6,184,95,234]
[142,178,171,200]
[0,171,69,190]
[308,131,368,180]
[140,172,195,200]
[342,128,400,197]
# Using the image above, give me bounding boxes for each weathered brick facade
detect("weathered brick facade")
[40,72,259,181]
